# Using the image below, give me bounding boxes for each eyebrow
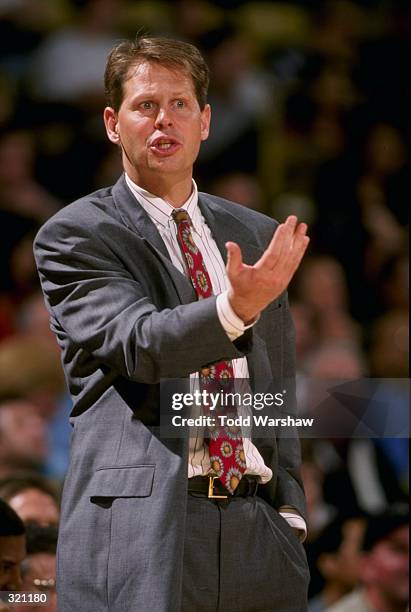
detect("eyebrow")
[129,92,191,104]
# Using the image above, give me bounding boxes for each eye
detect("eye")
[175,99,185,109]
[140,101,154,111]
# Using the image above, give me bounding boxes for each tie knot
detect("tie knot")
[172,209,190,225]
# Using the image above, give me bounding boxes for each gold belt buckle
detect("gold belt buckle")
[208,475,228,499]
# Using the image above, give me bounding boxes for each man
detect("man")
[34,36,310,611]
[327,512,409,612]
[0,498,26,591]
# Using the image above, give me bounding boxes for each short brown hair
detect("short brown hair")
[104,36,210,112]
[0,472,60,506]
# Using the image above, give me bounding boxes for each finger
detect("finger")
[290,223,309,259]
[266,216,299,264]
[285,215,298,227]
[254,223,286,271]
[283,233,310,278]
[274,220,308,274]
[255,216,302,272]
[277,215,299,261]
[225,241,243,276]
[295,222,308,237]
[292,235,310,275]
[293,233,310,265]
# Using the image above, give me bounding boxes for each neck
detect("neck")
[127,168,193,207]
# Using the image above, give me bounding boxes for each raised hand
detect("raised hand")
[226,215,309,323]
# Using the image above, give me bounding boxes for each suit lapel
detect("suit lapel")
[112,175,196,304]
[112,174,170,258]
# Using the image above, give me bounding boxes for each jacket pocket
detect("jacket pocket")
[89,464,155,500]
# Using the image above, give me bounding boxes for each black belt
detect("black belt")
[188,475,259,500]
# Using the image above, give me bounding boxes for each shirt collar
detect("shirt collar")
[125,173,202,235]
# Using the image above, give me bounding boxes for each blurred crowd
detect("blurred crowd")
[0,0,408,610]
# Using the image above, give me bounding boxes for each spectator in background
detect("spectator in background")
[0,498,26,591]
[210,172,266,213]
[0,127,61,330]
[0,127,60,224]
[303,342,367,384]
[294,255,349,315]
[354,124,408,316]
[302,433,407,521]
[14,524,57,612]
[0,473,60,527]
[297,341,368,438]
[298,340,407,516]
[312,121,408,325]
[196,23,272,179]
[369,310,409,380]
[292,255,362,351]
[377,251,409,313]
[14,290,59,348]
[0,335,70,479]
[368,308,409,495]
[27,0,124,110]
[290,301,319,366]
[308,513,367,611]
[0,336,65,416]
[309,0,367,61]
[0,398,48,478]
[327,511,409,612]
[301,449,337,543]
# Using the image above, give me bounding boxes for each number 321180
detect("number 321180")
[7,592,48,603]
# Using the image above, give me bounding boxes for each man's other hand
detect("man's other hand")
[226,215,309,323]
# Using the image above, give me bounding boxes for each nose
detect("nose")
[154,107,173,128]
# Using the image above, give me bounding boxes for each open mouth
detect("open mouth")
[149,135,181,155]
[155,141,174,150]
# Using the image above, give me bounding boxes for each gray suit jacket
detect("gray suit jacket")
[34,174,306,612]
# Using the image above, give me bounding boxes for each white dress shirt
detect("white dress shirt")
[125,174,307,539]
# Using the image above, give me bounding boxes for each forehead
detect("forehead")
[10,488,58,519]
[123,62,196,98]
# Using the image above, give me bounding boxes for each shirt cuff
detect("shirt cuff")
[216,290,257,342]
[279,511,307,543]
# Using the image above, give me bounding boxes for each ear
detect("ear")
[103,107,120,144]
[200,104,211,142]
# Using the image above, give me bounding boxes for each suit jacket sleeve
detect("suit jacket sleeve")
[33,214,252,384]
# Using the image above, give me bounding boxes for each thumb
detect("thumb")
[226,241,243,275]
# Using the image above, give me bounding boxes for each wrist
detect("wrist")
[228,290,259,325]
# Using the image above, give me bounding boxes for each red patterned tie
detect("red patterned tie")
[172,209,246,494]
